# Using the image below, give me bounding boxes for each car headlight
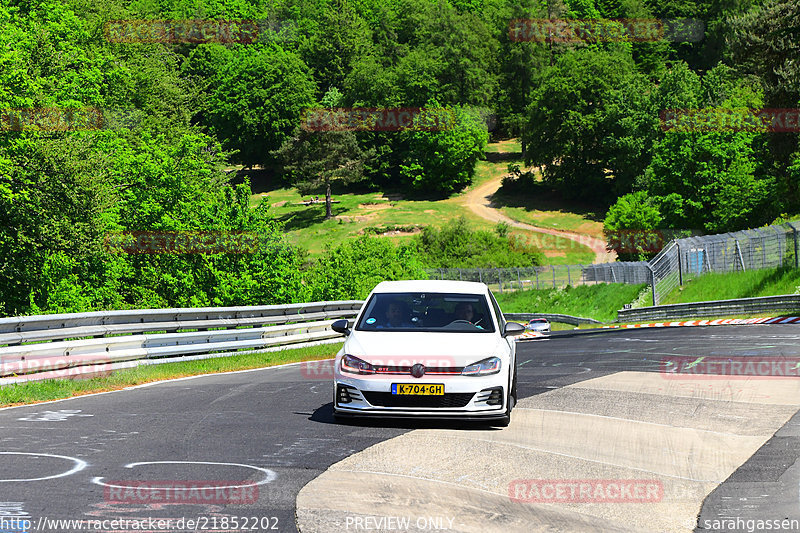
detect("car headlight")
[462,357,501,376]
[341,354,375,375]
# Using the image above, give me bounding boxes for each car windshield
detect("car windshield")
[355,292,495,333]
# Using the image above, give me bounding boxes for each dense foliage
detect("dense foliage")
[415,217,544,268]
[1,0,798,314]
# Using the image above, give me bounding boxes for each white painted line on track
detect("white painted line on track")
[92,461,277,491]
[0,452,87,482]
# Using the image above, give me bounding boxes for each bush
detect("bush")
[415,217,542,268]
[304,237,428,301]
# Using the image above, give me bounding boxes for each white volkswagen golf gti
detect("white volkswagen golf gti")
[331,280,525,426]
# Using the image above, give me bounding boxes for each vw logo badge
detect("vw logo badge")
[411,364,426,378]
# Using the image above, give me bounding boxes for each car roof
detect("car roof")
[370,280,489,295]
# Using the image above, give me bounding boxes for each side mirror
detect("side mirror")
[331,319,351,336]
[502,322,525,338]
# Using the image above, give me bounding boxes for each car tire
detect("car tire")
[511,367,518,403]
[495,378,515,428]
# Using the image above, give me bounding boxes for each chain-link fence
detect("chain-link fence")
[649,222,800,304]
[426,221,800,305]
[425,263,651,293]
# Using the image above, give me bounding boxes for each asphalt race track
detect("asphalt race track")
[1,325,800,533]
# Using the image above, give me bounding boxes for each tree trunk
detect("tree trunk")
[325,182,333,219]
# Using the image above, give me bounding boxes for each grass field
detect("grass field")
[0,343,341,407]
[662,267,800,305]
[495,283,648,322]
[491,180,607,239]
[246,139,597,264]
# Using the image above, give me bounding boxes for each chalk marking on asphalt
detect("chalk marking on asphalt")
[92,461,277,491]
[513,407,749,437]
[436,435,724,483]
[18,409,92,422]
[0,452,87,482]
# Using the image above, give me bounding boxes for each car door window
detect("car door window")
[488,291,505,331]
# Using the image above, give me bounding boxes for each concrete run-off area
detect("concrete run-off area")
[297,372,800,532]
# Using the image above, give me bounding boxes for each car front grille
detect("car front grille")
[362,391,475,408]
[368,365,464,375]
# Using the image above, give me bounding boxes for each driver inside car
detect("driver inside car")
[454,302,484,328]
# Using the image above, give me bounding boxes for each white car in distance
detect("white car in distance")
[526,318,551,333]
[331,280,525,426]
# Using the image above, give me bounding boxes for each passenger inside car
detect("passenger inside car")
[382,300,413,328]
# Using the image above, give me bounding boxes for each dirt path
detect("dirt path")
[460,176,616,264]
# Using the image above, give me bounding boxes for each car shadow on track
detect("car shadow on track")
[308,402,505,431]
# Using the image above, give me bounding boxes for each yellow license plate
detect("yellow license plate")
[392,383,444,395]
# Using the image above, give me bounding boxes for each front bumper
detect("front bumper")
[333,373,508,419]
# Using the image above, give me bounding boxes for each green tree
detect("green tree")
[397,105,489,194]
[522,49,652,201]
[641,83,775,233]
[603,191,662,260]
[729,0,800,205]
[204,44,317,167]
[300,0,374,97]
[273,126,375,219]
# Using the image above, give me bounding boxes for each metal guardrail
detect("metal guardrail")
[504,313,603,326]
[6,292,797,385]
[616,294,800,322]
[0,301,364,383]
